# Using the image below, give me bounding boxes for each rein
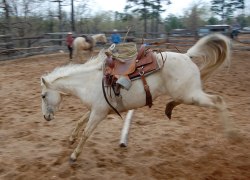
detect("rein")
[102,77,123,119]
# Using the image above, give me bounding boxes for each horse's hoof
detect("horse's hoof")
[69,137,76,145]
[165,102,174,120]
[70,153,77,163]
[69,157,77,164]
[165,110,172,119]
[226,129,242,143]
[69,140,75,145]
[120,143,127,147]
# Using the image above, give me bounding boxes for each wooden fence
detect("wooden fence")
[1,31,250,61]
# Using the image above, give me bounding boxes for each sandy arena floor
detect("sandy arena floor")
[0,49,250,180]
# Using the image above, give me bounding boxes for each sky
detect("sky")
[89,0,209,17]
[89,0,250,17]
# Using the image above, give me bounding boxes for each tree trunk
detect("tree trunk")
[143,0,147,36]
[71,0,75,32]
[3,0,11,34]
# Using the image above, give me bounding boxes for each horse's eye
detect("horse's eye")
[41,94,46,99]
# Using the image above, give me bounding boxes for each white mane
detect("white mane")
[42,50,107,84]
[85,49,107,65]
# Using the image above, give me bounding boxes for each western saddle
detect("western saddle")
[81,34,94,51]
[103,43,161,108]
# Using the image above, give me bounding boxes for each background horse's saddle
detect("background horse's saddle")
[81,35,94,50]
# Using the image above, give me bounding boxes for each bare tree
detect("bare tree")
[125,0,153,34]
[150,0,171,34]
[183,3,207,31]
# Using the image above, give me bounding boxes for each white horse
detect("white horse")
[41,34,234,162]
[73,33,107,62]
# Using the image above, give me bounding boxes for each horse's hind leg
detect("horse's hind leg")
[70,109,108,161]
[69,111,90,144]
[72,48,78,61]
[73,48,82,62]
[185,92,234,135]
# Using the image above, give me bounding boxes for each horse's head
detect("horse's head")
[98,34,108,44]
[41,77,62,121]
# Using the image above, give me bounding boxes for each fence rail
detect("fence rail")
[1,31,250,61]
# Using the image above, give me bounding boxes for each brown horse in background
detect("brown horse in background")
[73,34,107,62]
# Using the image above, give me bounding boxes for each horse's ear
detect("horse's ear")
[41,77,50,88]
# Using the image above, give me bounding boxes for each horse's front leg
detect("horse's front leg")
[70,109,108,162]
[69,111,90,144]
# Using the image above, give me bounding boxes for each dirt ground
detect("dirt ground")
[0,49,250,180]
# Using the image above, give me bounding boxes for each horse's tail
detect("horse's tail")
[186,33,231,81]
